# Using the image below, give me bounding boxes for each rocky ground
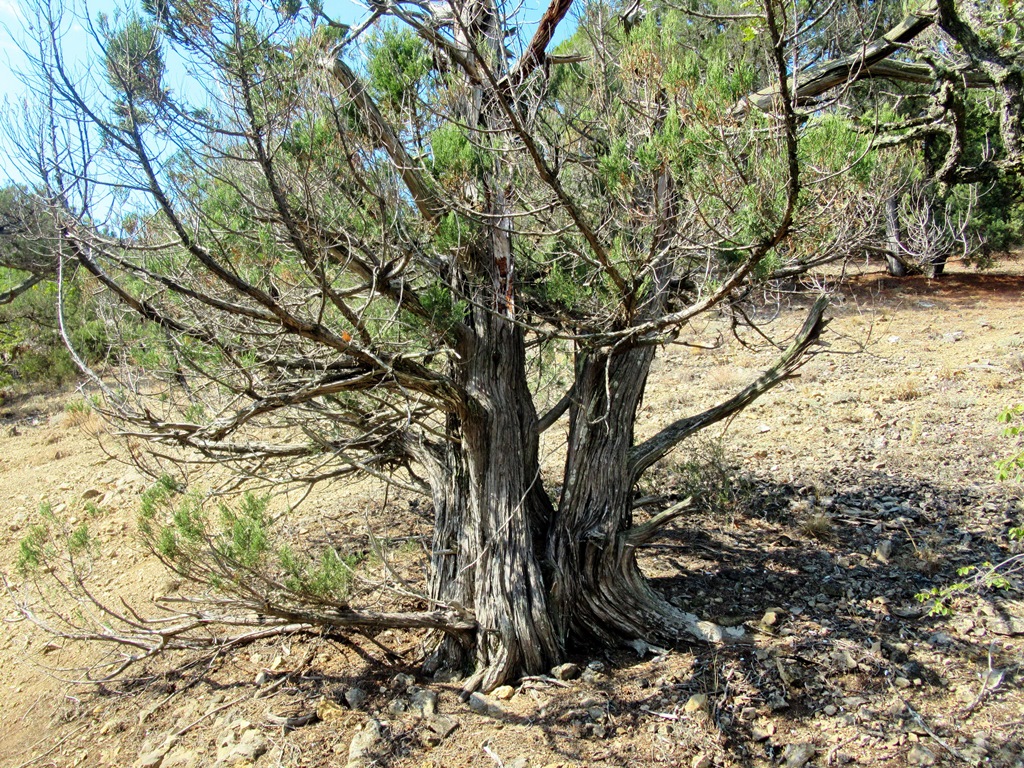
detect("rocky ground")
[1,257,1022,768]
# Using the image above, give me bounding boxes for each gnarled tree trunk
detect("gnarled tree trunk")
[548,347,744,650]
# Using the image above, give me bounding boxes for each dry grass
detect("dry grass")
[800,513,835,541]
[984,373,1009,391]
[705,366,749,391]
[1007,353,1024,375]
[936,363,964,381]
[893,379,922,401]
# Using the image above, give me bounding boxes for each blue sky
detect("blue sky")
[0,0,572,186]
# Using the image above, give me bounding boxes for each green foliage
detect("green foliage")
[430,124,484,180]
[996,406,1024,481]
[16,523,50,575]
[100,12,166,121]
[367,27,430,107]
[217,493,271,568]
[915,555,1020,616]
[544,263,591,309]
[279,545,362,599]
[64,397,94,417]
[0,274,112,390]
[15,502,94,575]
[432,212,478,253]
[420,280,468,335]
[138,479,361,603]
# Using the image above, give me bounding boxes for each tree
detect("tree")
[11,0,970,691]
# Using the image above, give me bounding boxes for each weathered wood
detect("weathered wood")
[629,296,829,483]
[737,3,939,114]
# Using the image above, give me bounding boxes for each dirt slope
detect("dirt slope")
[1,259,1022,768]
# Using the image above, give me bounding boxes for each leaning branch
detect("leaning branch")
[735,2,938,114]
[0,273,44,304]
[326,57,446,223]
[624,497,693,547]
[504,0,576,88]
[628,295,829,482]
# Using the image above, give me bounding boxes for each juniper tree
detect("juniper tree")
[10,0,975,690]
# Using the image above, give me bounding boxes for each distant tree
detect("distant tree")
[13,0,1004,690]
[738,0,1024,276]
[0,185,56,304]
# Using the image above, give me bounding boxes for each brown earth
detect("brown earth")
[1,257,1022,768]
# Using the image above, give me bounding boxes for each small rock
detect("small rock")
[345,687,368,710]
[832,650,857,672]
[387,698,408,715]
[782,742,816,768]
[468,692,504,717]
[216,728,266,764]
[508,757,530,768]
[873,539,894,564]
[581,667,609,684]
[409,687,438,717]
[551,663,580,681]
[135,736,177,768]
[894,677,912,689]
[692,754,712,768]
[823,704,837,716]
[317,698,347,723]
[907,745,937,766]
[161,748,199,768]
[432,669,462,683]
[683,693,708,714]
[587,706,605,721]
[392,673,415,691]
[491,685,515,701]
[425,714,458,739]
[346,719,382,768]
[751,720,776,741]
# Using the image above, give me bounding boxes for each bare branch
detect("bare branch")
[629,295,829,482]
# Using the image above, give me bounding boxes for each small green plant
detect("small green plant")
[996,405,1024,481]
[15,502,94,576]
[64,398,91,415]
[16,522,50,575]
[137,478,363,604]
[915,528,1024,616]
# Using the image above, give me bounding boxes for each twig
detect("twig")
[890,686,969,764]
[962,641,1001,718]
[174,676,287,737]
[519,674,571,688]
[639,705,680,721]
[11,724,89,768]
[827,736,856,765]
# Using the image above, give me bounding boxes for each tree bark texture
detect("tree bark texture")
[425,304,560,691]
[884,195,909,277]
